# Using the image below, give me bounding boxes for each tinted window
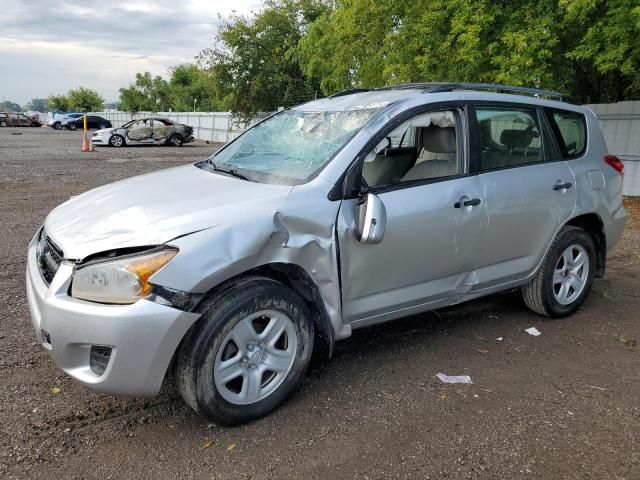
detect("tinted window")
[544,108,587,159]
[475,107,546,171]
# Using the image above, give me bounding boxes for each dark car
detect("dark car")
[63,115,112,131]
[47,113,84,130]
[0,112,42,127]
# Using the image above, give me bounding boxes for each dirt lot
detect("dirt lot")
[1,127,639,479]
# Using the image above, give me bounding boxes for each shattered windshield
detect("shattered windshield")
[207,109,379,184]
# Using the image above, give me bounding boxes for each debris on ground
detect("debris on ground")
[50,387,62,395]
[477,348,489,354]
[496,337,504,341]
[202,440,214,449]
[525,327,542,336]
[226,444,237,452]
[436,373,473,384]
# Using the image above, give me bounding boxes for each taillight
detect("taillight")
[604,155,624,176]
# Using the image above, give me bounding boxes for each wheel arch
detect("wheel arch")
[564,213,606,277]
[186,263,335,364]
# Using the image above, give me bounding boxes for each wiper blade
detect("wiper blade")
[208,161,254,182]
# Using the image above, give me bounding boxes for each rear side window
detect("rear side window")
[544,108,587,159]
[474,106,547,171]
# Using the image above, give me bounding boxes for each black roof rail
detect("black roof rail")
[377,82,564,100]
[328,88,371,98]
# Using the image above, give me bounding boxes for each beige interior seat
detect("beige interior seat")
[402,126,457,181]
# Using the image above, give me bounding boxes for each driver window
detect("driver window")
[362,110,460,188]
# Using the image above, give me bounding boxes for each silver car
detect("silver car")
[26,83,626,425]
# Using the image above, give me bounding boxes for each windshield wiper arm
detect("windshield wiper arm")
[208,161,254,182]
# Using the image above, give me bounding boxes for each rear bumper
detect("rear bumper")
[25,234,200,396]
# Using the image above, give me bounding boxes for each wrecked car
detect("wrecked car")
[26,83,626,425]
[1,112,42,127]
[91,117,194,147]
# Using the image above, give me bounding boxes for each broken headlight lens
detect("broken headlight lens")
[71,249,177,304]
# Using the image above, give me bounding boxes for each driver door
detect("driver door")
[126,119,152,142]
[337,105,486,327]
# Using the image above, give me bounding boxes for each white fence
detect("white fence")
[87,111,272,143]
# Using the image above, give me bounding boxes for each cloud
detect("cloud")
[0,0,262,104]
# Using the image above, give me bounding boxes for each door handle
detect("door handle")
[553,182,573,191]
[454,198,481,208]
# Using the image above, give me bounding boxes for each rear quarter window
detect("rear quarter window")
[544,108,587,159]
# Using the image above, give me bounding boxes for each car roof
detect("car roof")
[294,83,587,114]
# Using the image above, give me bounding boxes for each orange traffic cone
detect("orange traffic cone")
[81,133,89,152]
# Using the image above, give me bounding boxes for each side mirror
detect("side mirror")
[355,193,386,244]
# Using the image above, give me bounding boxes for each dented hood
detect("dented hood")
[45,164,293,260]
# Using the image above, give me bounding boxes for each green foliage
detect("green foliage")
[199,0,329,119]
[47,88,103,112]
[0,100,22,112]
[118,0,639,116]
[67,87,104,111]
[46,94,70,112]
[119,72,169,112]
[25,98,47,112]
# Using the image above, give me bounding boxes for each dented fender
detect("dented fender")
[151,177,351,342]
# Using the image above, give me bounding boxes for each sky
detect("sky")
[0,0,261,105]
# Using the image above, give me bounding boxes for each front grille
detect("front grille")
[37,230,63,285]
[90,346,112,376]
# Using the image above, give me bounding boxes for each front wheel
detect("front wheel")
[0,121,6,127]
[167,134,183,146]
[109,134,125,147]
[52,122,62,130]
[67,123,77,131]
[522,226,596,317]
[175,277,314,425]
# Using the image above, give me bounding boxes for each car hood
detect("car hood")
[45,164,294,260]
[94,127,114,134]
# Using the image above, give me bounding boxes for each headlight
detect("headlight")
[71,249,177,304]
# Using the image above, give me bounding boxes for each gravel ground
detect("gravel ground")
[1,127,639,479]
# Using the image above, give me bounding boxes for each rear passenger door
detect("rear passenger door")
[471,104,577,289]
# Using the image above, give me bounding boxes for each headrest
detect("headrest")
[500,129,535,148]
[421,126,456,153]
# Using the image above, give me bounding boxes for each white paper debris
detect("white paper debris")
[525,327,542,336]
[436,373,473,384]
[496,337,503,341]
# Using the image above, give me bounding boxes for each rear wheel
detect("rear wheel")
[67,123,77,131]
[0,121,6,127]
[109,134,125,147]
[175,277,314,425]
[522,226,596,317]
[52,122,62,130]
[98,123,107,130]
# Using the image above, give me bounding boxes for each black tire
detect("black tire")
[174,277,314,425]
[0,121,6,127]
[109,134,125,147]
[67,123,77,131]
[52,122,62,130]
[167,134,183,147]
[522,226,596,318]
[98,123,107,130]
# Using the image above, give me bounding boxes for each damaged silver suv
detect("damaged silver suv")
[26,83,626,425]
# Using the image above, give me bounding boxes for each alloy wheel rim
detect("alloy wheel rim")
[214,309,298,405]
[112,136,122,146]
[553,244,589,305]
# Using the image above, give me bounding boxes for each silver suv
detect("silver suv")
[26,83,627,425]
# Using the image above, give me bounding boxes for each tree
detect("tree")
[166,64,220,111]
[199,0,329,118]
[46,94,70,112]
[0,100,21,112]
[119,72,169,112]
[67,87,104,111]
[25,98,47,112]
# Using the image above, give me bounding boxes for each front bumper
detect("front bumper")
[25,234,200,396]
